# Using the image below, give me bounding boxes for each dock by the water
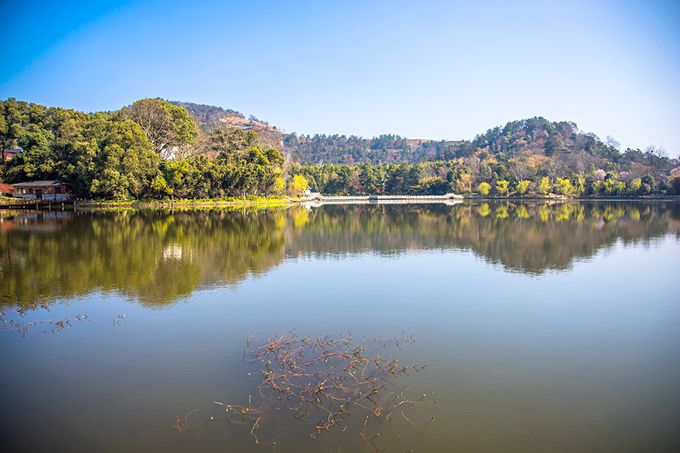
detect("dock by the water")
[301,193,464,205]
[0,199,77,210]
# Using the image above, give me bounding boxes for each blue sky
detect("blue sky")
[1,0,679,156]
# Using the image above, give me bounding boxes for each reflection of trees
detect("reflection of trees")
[442,202,676,273]
[0,202,676,307]
[0,209,286,306]
[286,202,675,275]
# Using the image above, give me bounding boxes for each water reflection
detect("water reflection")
[1,201,678,306]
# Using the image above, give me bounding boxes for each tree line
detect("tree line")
[0,98,290,199]
[291,160,679,197]
[1,98,678,199]
[288,117,679,196]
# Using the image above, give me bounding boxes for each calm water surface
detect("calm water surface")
[1,201,679,452]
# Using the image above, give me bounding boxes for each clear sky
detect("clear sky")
[1,0,678,156]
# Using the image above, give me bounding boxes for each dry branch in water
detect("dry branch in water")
[189,331,432,447]
[0,305,89,337]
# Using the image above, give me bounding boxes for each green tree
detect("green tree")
[591,180,604,195]
[495,179,509,196]
[88,120,159,199]
[641,175,655,194]
[208,126,257,159]
[554,177,574,196]
[574,175,586,196]
[271,176,286,194]
[628,178,642,194]
[289,174,309,196]
[603,178,625,195]
[122,98,198,158]
[537,176,552,195]
[150,174,173,198]
[516,180,531,196]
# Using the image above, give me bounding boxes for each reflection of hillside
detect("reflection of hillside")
[0,210,286,306]
[0,202,676,307]
[286,202,676,274]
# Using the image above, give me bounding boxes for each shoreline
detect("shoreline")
[67,195,680,205]
[1,195,679,211]
[77,197,293,209]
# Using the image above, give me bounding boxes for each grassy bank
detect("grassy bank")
[77,196,294,209]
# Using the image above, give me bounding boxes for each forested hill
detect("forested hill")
[174,101,675,171]
[283,134,467,164]
[174,101,469,164]
[171,101,285,149]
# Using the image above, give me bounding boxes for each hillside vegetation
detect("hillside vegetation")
[1,98,678,199]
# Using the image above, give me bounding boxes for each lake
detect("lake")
[1,201,679,452]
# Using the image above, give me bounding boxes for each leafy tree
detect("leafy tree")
[641,175,655,194]
[537,177,552,195]
[457,172,473,194]
[271,177,286,194]
[495,179,510,196]
[591,180,604,194]
[88,120,160,199]
[289,174,309,196]
[477,182,491,196]
[516,180,531,196]
[122,98,198,158]
[574,175,586,196]
[628,178,642,194]
[208,126,257,158]
[554,177,574,196]
[603,178,625,195]
[150,174,173,198]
